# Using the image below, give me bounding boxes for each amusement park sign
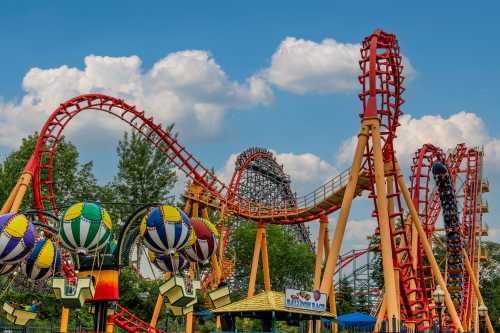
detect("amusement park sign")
[285,289,327,312]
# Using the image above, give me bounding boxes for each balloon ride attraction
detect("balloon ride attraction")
[0,28,494,333]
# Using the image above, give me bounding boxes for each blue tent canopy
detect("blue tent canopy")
[336,312,376,331]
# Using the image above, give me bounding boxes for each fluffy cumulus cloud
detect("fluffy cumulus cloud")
[337,111,500,169]
[335,111,500,243]
[264,37,360,94]
[339,218,377,251]
[218,150,337,194]
[0,35,416,148]
[0,52,273,148]
[263,37,415,94]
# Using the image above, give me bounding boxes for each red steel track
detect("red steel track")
[409,143,483,330]
[25,93,370,224]
[108,303,166,333]
[16,29,484,332]
[357,30,429,328]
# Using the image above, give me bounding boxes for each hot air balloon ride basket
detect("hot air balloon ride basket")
[208,286,231,309]
[159,276,200,307]
[2,302,37,326]
[51,276,95,308]
[166,304,194,316]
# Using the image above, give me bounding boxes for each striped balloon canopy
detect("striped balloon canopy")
[0,262,17,276]
[148,250,188,273]
[0,213,35,264]
[22,238,61,281]
[140,205,193,255]
[60,202,112,255]
[182,217,218,264]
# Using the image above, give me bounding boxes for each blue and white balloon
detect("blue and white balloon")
[140,205,193,254]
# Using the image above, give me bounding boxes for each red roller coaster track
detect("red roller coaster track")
[15,28,485,332]
[409,143,484,330]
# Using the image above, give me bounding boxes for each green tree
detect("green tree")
[0,133,101,210]
[480,241,500,331]
[336,277,355,314]
[227,221,315,299]
[110,129,178,226]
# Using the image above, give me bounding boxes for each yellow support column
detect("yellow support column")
[374,296,386,332]
[473,243,481,333]
[260,225,271,292]
[210,255,222,285]
[313,216,328,333]
[462,250,494,333]
[10,173,33,212]
[60,307,70,333]
[313,217,327,289]
[371,120,399,329]
[319,124,369,294]
[185,312,193,333]
[150,273,173,327]
[247,222,264,297]
[0,177,21,214]
[150,295,164,328]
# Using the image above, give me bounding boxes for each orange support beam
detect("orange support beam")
[319,124,369,295]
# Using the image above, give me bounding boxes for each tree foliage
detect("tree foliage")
[0,133,96,209]
[227,221,315,299]
[108,129,177,225]
[336,277,356,315]
[480,241,500,331]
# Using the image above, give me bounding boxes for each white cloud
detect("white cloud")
[334,111,500,245]
[0,52,273,148]
[264,37,359,94]
[336,111,500,169]
[329,218,377,252]
[264,37,415,95]
[273,151,337,186]
[218,150,337,195]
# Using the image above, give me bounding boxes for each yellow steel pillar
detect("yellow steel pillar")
[370,119,399,329]
[385,166,403,322]
[2,154,37,214]
[375,296,386,331]
[329,282,338,333]
[396,162,464,332]
[473,242,481,333]
[260,225,271,292]
[410,221,418,271]
[60,307,70,333]
[247,222,266,297]
[319,124,369,294]
[312,216,328,333]
[185,312,193,333]
[150,273,172,328]
[11,173,33,212]
[0,177,21,214]
[313,217,328,289]
[210,255,222,285]
[462,250,494,333]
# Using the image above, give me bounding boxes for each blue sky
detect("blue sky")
[0,1,499,246]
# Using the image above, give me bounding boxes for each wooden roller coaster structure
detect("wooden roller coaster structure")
[0,28,493,333]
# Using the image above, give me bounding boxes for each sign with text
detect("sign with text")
[285,288,327,312]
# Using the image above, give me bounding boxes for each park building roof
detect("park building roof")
[212,291,336,319]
